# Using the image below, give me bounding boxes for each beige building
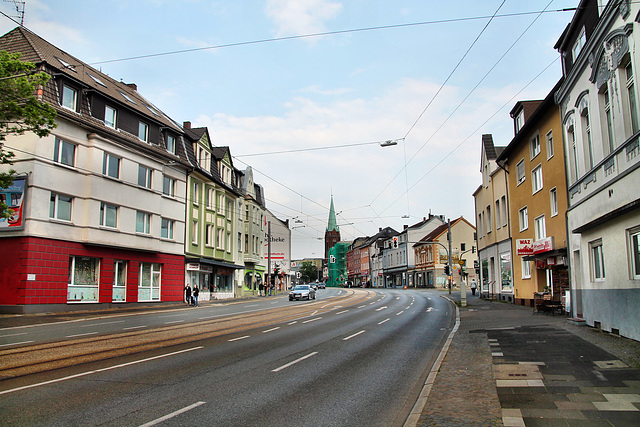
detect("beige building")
[497,80,569,307]
[473,135,513,302]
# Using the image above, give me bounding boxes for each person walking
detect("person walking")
[185,283,192,305]
[193,286,199,307]
[259,282,264,297]
[470,279,477,296]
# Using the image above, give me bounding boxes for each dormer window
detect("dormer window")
[572,27,586,62]
[105,105,117,128]
[166,135,176,154]
[515,110,525,133]
[61,84,77,111]
[138,122,148,142]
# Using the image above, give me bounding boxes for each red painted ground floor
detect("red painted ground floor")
[0,237,184,313]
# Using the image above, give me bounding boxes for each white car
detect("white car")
[289,284,316,301]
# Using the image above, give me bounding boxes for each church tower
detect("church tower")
[324,195,341,261]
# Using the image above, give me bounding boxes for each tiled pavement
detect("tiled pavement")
[414,292,640,427]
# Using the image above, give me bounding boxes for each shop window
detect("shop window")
[138,262,161,301]
[67,256,99,302]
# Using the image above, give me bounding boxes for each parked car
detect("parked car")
[289,284,316,301]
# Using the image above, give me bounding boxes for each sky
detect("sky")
[0,0,579,259]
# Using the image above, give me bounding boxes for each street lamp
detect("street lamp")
[380,139,400,147]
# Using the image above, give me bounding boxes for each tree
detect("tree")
[0,50,57,218]
[299,261,318,283]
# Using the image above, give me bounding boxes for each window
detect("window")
[516,159,525,184]
[100,202,117,228]
[532,165,543,194]
[161,218,174,239]
[521,258,531,279]
[515,110,525,133]
[102,153,120,179]
[486,205,492,233]
[167,135,176,154]
[477,213,483,237]
[53,138,75,167]
[138,165,152,189]
[550,188,558,217]
[626,63,639,134]
[590,240,605,280]
[534,215,546,241]
[630,228,640,279]
[138,122,148,142]
[501,196,507,227]
[49,193,72,221]
[218,193,225,214]
[568,123,579,181]
[495,200,501,229]
[206,224,213,246]
[572,27,586,62]
[87,72,106,87]
[138,262,161,302]
[206,188,215,210]
[163,176,175,197]
[136,211,151,234]
[192,220,198,245]
[118,90,136,104]
[105,105,117,128]
[582,107,594,169]
[193,181,199,205]
[530,134,540,159]
[61,84,77,111]
[113,261,126,302]
[217,228,224,250]
[603,86,615,153]
[546,131,554,159]
[67,256,99,302]
[519,206,528,231]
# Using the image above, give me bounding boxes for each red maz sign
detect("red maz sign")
[533,237,554,254]
[516,239,534,256]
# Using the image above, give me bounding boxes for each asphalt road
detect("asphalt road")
[0,288,454,426]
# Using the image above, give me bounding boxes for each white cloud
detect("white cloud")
[265,0,343,37]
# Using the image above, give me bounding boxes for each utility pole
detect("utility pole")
[447,219,452,295]
[267,221,271,292]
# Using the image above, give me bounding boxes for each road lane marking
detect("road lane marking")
[343,330,365,341]
[139,401,206,427]
[228,336,249,342]
[81,320,125,328]
[0,340,34,348]
[0,332,27,338]
[272,352,318,372]
[335,310,349,315]
[66,332,98,338]
[262,327,280,333]
[288,321,298,325]
[378,318,390,325]
[164,320,185,325]
[302,317,322,324]
[426,307,434,312]
[396,311,404,316]
[0,347,203,396]
[123,325,147,331]
[375,306,387,311]
[357,305,366,309]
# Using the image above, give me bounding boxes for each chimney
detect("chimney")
[404,224,408,230]
[183,121,191,130]
[125,83,137,91]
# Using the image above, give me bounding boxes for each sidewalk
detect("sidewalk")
[415,291,640,426]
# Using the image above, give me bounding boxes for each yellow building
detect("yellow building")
[496,79,569,307]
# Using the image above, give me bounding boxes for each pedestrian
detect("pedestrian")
[193,286,199,307]
[185,283,191,305]
[470,279,477,296]
[259,282,264,296]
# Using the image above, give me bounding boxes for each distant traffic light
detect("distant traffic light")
[444,265,450,275]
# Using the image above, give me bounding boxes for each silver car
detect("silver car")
[289,284,316,301]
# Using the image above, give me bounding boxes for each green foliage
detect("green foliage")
[0,50,57,218]
[299,261,318,283]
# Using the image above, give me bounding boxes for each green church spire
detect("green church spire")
[326,195,339,232]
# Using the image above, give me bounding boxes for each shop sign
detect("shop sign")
[536,259,546,269]
[201,264,213,273]
[516,239,534,256]
[186,263,200,271]
[533,237,554,254]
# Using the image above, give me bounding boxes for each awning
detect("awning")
[185,257,245,269]
[523,248,567,262]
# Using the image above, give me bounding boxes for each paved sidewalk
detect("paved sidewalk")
[416,291,640,426]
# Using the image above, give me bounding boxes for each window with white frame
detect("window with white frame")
[519,206,528,231]
[54,138,76,167]
[602,86,615,154]
[626,62,639,134]
[206,187,215,210]
[590,239,605,281]
[534,215,546,241]
[161,218,174,239]
[515,110,525,133]
[162,176,175,197]
[166,135,176,154]
[105,105,117,128]
[630,228,640,279]
[49,192,72,221]
[582,107,594,170]
[501,196,508,227]
[568,123,579,181]
[550,187,558,217]
[102,152,120,179]
[192,220,198,245]
[206,224,214,246]
[99,202,117,228]
[136,211,151,234]
[217,193,224,214]
[61,84,77,111]
[227,232,232,253]
[530,134,540,159]
[138,122,149,142]
[113,261,126,302]
[495,200,501,229]
[521,258,531,279]
[138,262,161,302]
[486,205,492,233]
[546,130,554,159]
[138,165,152,189]
[67,256,100,302]
[516,159,525,185]
[217,228,224,250]
[532,165,543,194]
[193,181,199,205]
[572,27,586,62]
